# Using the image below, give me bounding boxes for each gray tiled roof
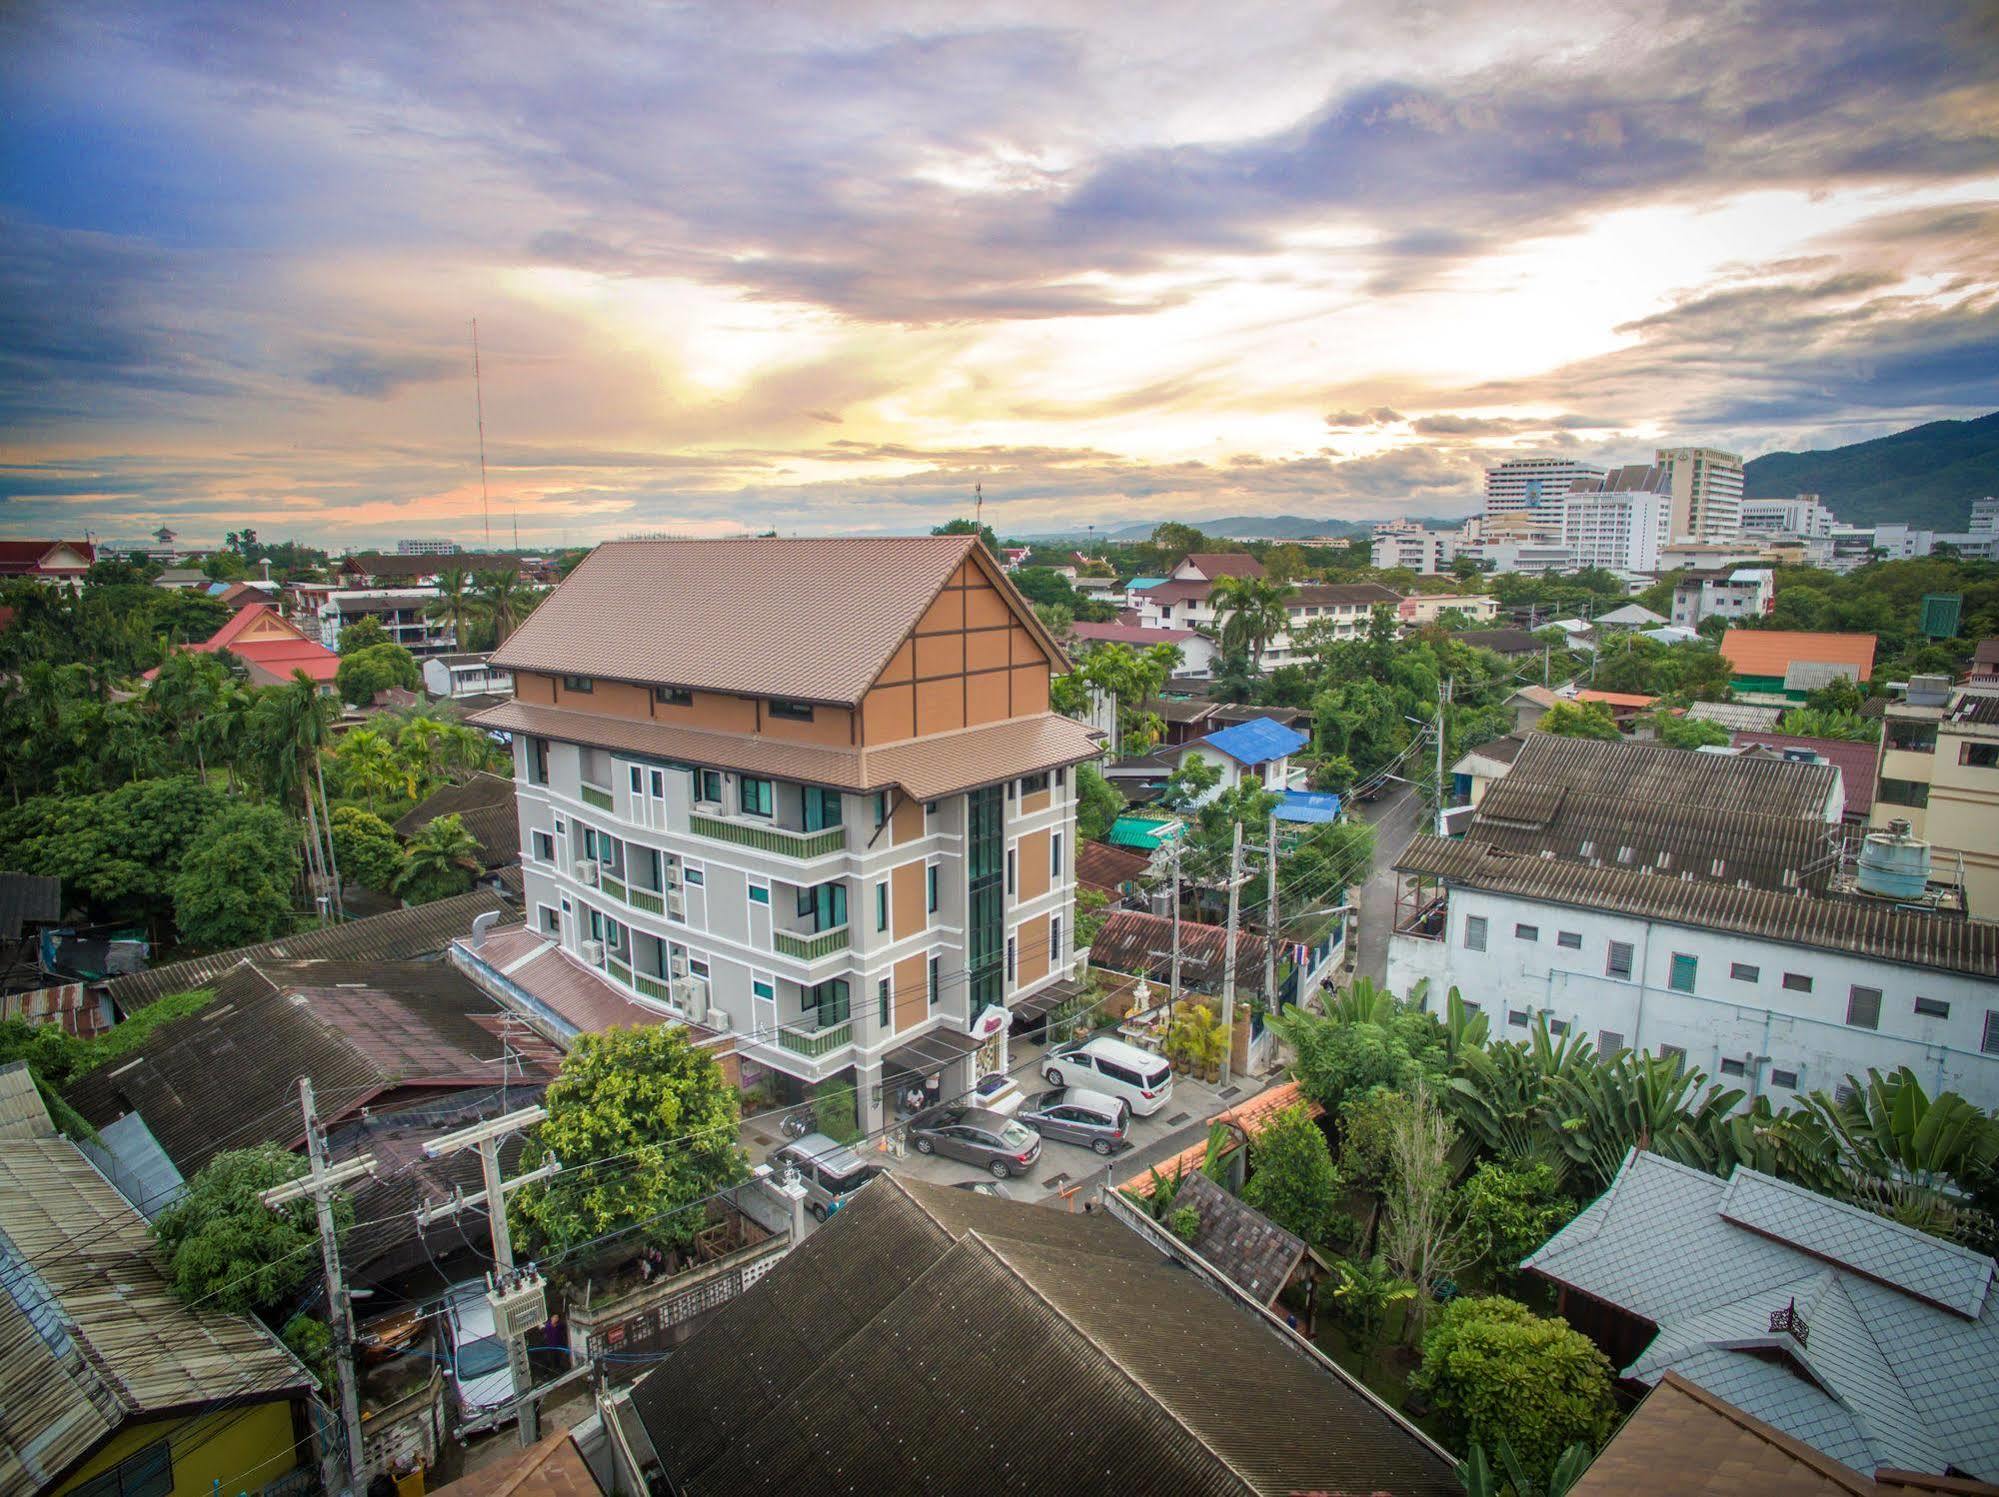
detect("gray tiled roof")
[1524,1150,1999,1481]
[1169,1170,1306,1307]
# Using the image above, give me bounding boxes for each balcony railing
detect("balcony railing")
[580,783,614,812]
[600,873,627,903]
[689,814,845,859]
[776,1019,854,1058]
[633,969,672,1004]
[607,956,633,987]
[627,886,665,916]
[773,925,851,962]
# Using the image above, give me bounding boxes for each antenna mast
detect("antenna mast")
[473,319,492,549]
[975,480,983,535]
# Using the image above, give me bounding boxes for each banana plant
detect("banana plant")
[1801,1068,1999,1239]
[1549,1050,1742,1193]
[1456,1436,1594,1497]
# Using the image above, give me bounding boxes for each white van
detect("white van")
[1041,1036,1174,1116]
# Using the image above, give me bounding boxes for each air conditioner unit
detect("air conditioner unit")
[669,953,688,978]
[667,891,687,919]
[576,859,600,886]
[704,1007,730,1032]
[579,939,605,965]
[663,866,682,889]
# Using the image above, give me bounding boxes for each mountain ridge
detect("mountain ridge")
[1742,412,1999,529]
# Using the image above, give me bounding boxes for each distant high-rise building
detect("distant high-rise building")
[1561,466,1672,574]
[1369,521,1452,574]
[1968,495,1999,535]
[1741,493,1835,539]
[397,538,460,556]
[1656,446,1744,542]
[1483,458,1606,519]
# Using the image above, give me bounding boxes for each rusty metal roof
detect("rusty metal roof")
[1089,909,1274,999]
[1472,734,1841,893]
[470,698,1100,800]
[1395,836,1998,979]
[1169,1170,1306,1307]
[394,771,522,865]
[489,535,1065,706]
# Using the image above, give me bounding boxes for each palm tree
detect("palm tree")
[395,813,482,904]
[1210,575,1296,674]
[470,568,535,646]
[330,727,402,809]
[425,566,474,649]
[252,671,345,919]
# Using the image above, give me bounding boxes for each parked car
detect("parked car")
[1016,1087,1130,1155]
[440,1280,520,1415]
[354,1303,426,1363]
[908,1106,1043,1178]
[769,1133,885,1221]
[1041,1036,1174,1116]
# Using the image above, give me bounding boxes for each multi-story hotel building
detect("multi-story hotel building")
[1483,457,1606,519]
[1561,465,1672,574]
[1656,446,1745,542]
[472,536,1100,1131]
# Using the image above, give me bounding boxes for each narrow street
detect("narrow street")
[1353,782,1428,989]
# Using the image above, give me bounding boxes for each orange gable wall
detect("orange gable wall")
[860,557,1059,746]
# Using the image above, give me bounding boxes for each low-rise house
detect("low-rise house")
[1397,591,1500,626]
[1451,627,1547,660]
[1166,1169,1307,1308]
[0,1063,315,1497]
[1068,621,1217,676]
[1075,840,1151,902]
[1526,1148,1999,1485]
[1721,629,1877,703]
[1510,683,1559,732]
[1967,637,1999,688]
[1593,602,1667,632]
[1261,582,1405,667]
[154,601,340,688]
[0,538,95,588]
[1572,687,1659,729]
[394,771,523,873]
[1173,717,1308,797]
[1450,732,1527,808]
[1090,907,1278,1003]
[1873,687,1999,920]
[1143,693,1222,746]
[627,1174,1459,1495]
[423,650,515,702]
[1688,699,1786,733]
[150,566,210,590]
[316,587,458,657]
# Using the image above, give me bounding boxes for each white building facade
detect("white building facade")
[1656,446,1746,542]
[1561,490,1671,574]
[1741,494,1835,540]
[1370,522,1453,574]
[1388,849,1999,1111]
[1484,458,1606,520]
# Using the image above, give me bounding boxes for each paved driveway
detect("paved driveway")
[1354,783,1427,988]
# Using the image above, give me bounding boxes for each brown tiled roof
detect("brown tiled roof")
[1722,629,1878,680]
[629,1174,1457,1496]
[489,536,1066,705]
[1179,552,1266,579]
[1071,621,1201,645]
[1290,582,1402,608]
[469,699,1101,800]
[1572,1373,1882,1496]
[395,771,522,865]
[1089,909,1274,998]
[1168,1170,1306,1307]
[1473,734,1840,893]
[1138,578,1215,606]
[1120,1081,1323,1193]
[1077,840,1151,893]
[1394,835,1999,979]
[1147,695,1220,725]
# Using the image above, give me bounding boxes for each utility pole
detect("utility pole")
[1262,812,1279,1020]
[1167,840,1183,1009]
[1434,676,1453,836]
[1218,819,1244,1089]
[262,1079,377,1495]
[419,1106,559,1447]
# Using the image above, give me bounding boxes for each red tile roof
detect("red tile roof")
[1119,1080,1319,1191]
[187,603,340,684]
[1076,840,1151,893]
[0,540,95,574]
[1575,689,1659,709]
[1070,622,1200,645]
[1722,629,1877,680]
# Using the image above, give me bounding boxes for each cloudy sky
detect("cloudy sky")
[3,1,1996,548]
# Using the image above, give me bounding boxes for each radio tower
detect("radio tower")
[473,319,492,549]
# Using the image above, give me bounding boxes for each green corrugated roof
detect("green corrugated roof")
[1108,816,1180,850]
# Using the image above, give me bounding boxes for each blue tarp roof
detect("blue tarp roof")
[1198,717,1309,766]
[1125,576,1167,591]
[1274,790,1341,824]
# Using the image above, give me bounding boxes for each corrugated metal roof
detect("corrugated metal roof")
[73,888,512,1013]
[1689,700,1787,731]
[1076,840,1151,892]
[0,1060,49,1140]
[1395,835,1996,979]
[1197,717,1308,766]
[394,771,522,865]
[630,1174,1457,1496]
[1525,1150,1999,1480]
[1470,734,1840,893]
[1728,733,1879,821]
[0,1131,308,1492]
[1090,909,1274,998]
[489,536,1065,706]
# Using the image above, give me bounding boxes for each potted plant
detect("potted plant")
[1167,1002,1226,1082]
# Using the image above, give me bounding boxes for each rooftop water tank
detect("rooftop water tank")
[1856,819,1932,901]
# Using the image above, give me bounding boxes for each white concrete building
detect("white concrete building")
[1670,567,1776,628]
[422,651,514,701]
[1484,457,1606,520]
[1741,494,1835,540]
[1370,522,1453,574]
[396,538,461,556]
[1261,583,1404,668]
[1561,489,1671,574]
[315,587,458,657]
[1656,446,1746,542]
[1389,836,1999,1110]
[1971,496,1999,534]
[1478,540,1576,575]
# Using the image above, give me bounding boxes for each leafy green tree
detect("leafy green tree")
[425,565,476,648]
[1150,521,1208,558]
[1278,991,1444,1115]
[1378,1083,1478,1338]
[201,549,247,582]
[471,567,538,646]
[1778,705,1879,741]
[1538,699,1623,740]
[172,802,301,947]
[1240,1102,1341,1242]
[1074,762,1124,842]
[335,642,421,706]
[1459,1161,1576,1276]
[394,812,481,904]
[1413,1296,1616,1487]
[1651,713,1730,750]
[281,1313,337,1391]
[932,517,1001,561]
[334,615,389,655]
[152,1144,341,1316]
[329,806,404,891]
[1803,1067,1999,1244]
[512,1026,746,1255]
[1337,1085,1416,1194]
[1211,574,1297,673]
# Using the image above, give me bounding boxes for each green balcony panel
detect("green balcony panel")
[634,970,672,1003]
[776,1020,853,1058]
[599,874,627,903]
[689,814,845,859]
[772,925,852,961]
[627,886,664,915]
[606,957,633,988]
[580,783,614,812]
